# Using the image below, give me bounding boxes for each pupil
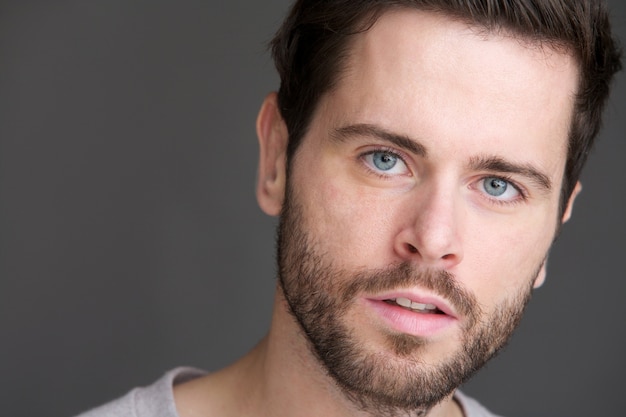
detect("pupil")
[486,178,507,196]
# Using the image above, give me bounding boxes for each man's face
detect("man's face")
[263,9,579,416]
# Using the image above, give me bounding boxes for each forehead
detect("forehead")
[317,9,579,177]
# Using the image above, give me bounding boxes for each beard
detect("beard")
[276,187,537,417]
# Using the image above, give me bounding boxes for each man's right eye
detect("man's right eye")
[362,150,409,176]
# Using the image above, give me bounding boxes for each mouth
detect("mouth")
[384,297,445,315]
[366,295,457,338]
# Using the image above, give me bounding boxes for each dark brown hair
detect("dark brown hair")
[270,0,622,214]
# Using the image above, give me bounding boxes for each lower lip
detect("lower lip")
[365,299,457,338]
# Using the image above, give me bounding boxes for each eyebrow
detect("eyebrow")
[331,123,427,157]
[469,155,553,191]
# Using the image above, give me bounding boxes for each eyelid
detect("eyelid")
[360,145,412,165]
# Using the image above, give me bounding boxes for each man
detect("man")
[77,1,621,416]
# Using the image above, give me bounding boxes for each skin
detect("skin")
[174,10,580,417]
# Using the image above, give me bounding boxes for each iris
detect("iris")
[484,177,508,196]
[372,152,398,171]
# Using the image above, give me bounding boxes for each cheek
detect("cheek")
[465,210,556,301]
[296,169,398,267]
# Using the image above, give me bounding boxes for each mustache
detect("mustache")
[341,262,480,322]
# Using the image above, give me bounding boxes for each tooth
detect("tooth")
[410,302,438,311]
[396,297,412,308]
[411,301,427,310]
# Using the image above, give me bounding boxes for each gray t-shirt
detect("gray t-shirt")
[75,368,502,417]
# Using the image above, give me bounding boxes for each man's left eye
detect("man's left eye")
[363,151,408,175]
[480,177,520,200]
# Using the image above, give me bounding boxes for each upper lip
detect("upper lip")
[368,290,458,319]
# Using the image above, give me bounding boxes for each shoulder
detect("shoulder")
[455,390,504,417]
[74,367,207,417]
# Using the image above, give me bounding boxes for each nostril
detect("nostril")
[407,243,418,254]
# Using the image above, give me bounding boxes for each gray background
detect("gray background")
[0,1,624,416]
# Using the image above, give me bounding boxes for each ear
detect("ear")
[561,181,582,223]
[533,261,547,289]
[256,92,288,216]
[533,181,583,289]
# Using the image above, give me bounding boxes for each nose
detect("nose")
[394,186,464,269]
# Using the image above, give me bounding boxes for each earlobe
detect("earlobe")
[561,181,582,223]
[256,92,288,216]
[533,261,547,288]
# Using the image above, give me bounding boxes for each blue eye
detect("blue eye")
[479,176,522,202]
[372,152,398,171]
[361,150,409,177]
[483,177,509,196]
